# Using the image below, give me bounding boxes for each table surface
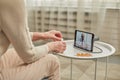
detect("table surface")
[58,40,115,59]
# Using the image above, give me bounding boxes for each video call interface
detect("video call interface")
[75,31,94,51]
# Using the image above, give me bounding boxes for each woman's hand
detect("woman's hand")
[45,30,62,41]
[47,41,66,53]
[31,30,63,41]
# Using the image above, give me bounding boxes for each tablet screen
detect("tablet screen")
[74,30,94,52]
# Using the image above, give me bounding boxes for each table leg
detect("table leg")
[70,59,73,80]
[94,59,98,80]
[105,57,108,80]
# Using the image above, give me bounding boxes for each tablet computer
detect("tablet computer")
[74,30,94,52]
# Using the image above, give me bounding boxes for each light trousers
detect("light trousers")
[0,48,60,80]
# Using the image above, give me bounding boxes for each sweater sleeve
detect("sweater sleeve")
[0,0,49,63]
[30,32,34,40]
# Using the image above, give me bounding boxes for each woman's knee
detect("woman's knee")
[46,54,60,66]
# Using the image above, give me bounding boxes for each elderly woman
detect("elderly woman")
[0,0,66,80]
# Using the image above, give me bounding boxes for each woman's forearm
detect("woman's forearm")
[30,32,48,41]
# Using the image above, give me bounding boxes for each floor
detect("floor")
[58,55,120,80]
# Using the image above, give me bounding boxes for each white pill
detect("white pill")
[61,38,64,41]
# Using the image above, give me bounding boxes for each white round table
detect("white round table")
[58,40,115,80]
